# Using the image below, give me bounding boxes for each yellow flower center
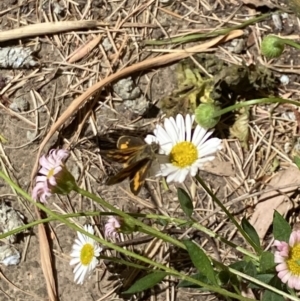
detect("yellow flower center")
[47,168,55,179]
[169,141,198,168]
[80,243,95,266]
[287,244,300,276]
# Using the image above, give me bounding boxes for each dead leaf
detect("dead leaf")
[202,158,235,177]
[67,35,102,63]
[249,166,300,241]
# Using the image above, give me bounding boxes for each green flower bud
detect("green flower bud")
[195,103,220,129]
[260,35,285,59]
[51,165,78,195]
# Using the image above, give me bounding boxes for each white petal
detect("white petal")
[177,168,189,183]
[185,114,192,142]
[164,117,178,143]
[145,135,157,145]
[199,139,221,157]
[192,126,208,146]
[190,165,199,176]
[176,114,185,142]
[70,257,80,265]
[166,169,183,183]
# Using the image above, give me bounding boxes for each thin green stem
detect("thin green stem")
[213,98,300,118]
[0,171,258,301]
[0,211,104,239]
[280,38,300,50]
[143,13,271,46]
[229,268,300,301]
[196,175,261,254]
[75,187,185,249]
[144,214,259,261]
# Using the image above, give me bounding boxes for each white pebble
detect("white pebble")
[280,75,289,85]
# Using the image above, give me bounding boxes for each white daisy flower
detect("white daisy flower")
[70,224,102,285]
[145,114,222,183]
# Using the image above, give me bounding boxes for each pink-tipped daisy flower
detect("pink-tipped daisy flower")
[274,230,300,290]
[145,114,222,183]
[32,149,69,202]
[104,216,121,240]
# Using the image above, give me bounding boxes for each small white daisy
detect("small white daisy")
[70,224,102,285]
[145,114,222,183]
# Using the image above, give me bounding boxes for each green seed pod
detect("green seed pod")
[195,103,221,129]
[260,35,285,59]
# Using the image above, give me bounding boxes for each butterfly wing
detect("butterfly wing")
[106,158,151,195]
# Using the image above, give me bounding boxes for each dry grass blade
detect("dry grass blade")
[67,35,102,63]
[37,207,57,301]
[30,30,243,183]
[0,20,159,42]
[0,20,99,42]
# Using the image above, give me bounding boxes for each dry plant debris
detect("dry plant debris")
[0,0,300,300]
[0,47,39,69]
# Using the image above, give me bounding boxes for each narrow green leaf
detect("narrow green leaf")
[123,271,167,294]
[262,276,285,301]
[178,272,208,289]
[244,261,257,277]
[259,252,276,273]
[183,240,217,285]
[273,211,291,242]
[241,217,261,249]
[249,274,274,289]
[178,188,193,218]
[262,290,285,301]
[230,260,257,277]
[230,260,248,272]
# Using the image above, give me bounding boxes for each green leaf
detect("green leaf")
[259,252,276,273]
[218,270,231,285]
[294,156,300,169]
[230,260,248,272]
[262,276,285,301]
[273,211,291,242]
[177,188,193,218]
[183,240,217,285]
[230,260,257,278]
[262,290,285,301]
[241,218,261,250]
[178,272,209,289]
[249,274,274,289]
[123,271,167,294]
[244,260,257,278]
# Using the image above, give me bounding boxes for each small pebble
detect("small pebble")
[280,75,289,85]
[113,77,141,100]
[9,98,29,112]
[26,131,36,141]
[0,245,20,266]
[282,111,295,121]
[52,2,65,16]
[102,37,113,52]
[284,142,292,154]
[272,13,282,31]
[228,39,245,54]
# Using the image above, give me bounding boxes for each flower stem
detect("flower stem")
[213,97,300,118]
[144,213,259,261]
[75,186,185,249]
[196,175,262,254]
[143,13,272,45]
[0,171,258,301]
